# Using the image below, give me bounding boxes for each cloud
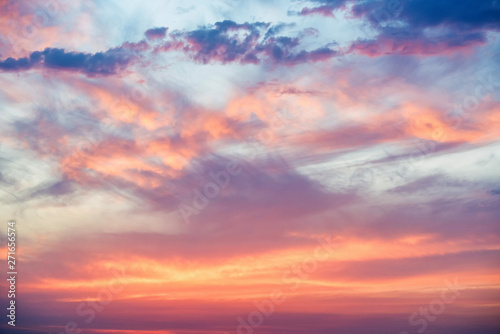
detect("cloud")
[392,0,500,30]
[349,26,487,56]
[388,173,467,194]
[0,45,142,75]
[319,249,500,281]
[350,0,500,30]
[300,5,336,17]
[145,27,168,40]
[345,0,500,56]
[298,0,349,16]
[1,5,499,334]
[184,20,268,64]
[176,20,339,65]
[1,20,340,74]
[256,37,337,65]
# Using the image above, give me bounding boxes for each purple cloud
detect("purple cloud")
[145,27,168,40]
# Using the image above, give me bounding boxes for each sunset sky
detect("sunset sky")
[0,0,500,333]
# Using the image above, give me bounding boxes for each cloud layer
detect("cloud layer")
[0,1,499,334]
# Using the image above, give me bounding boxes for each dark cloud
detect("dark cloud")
[300,5,337,17]
[263,22,296,40]
[298,0,349,16]
[0,55,35,70]
[105,152,356,233]
[347,0,498,56]
[183,20,338,65]
[351,0,500,30]
[350,26,487,56]
[255,36,337,65]
[1,21,340,73]
[0,44,141,75]
[185,20,267,63]
[145,27,168,40]
[397,0,500,30]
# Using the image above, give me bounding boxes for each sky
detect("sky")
[0,0,500,333]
